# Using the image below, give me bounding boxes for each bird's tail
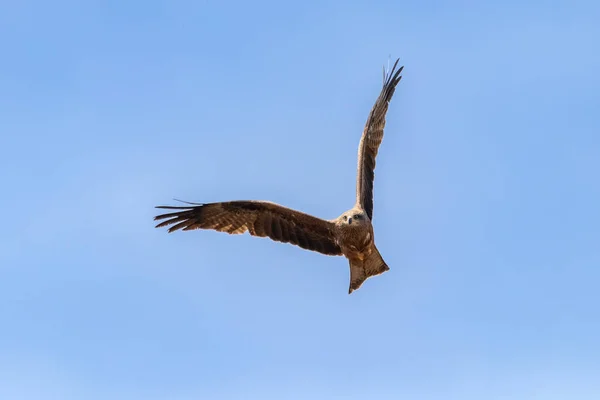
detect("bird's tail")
[348,245,389,294]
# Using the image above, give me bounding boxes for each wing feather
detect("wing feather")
[154,200,342,256]
[356,58,403,220]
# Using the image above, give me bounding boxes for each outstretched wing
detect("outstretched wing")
[356,58,403,220]
[154,200,342,256]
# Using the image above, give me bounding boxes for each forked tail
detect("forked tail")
[348,245,389,294]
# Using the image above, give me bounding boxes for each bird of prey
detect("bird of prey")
[154,59,404,294]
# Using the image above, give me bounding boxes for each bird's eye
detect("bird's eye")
[343,215,347,220]
[354,214,360,219]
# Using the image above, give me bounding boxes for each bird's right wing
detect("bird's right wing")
[355,59,403,220]
[154,200,342,256]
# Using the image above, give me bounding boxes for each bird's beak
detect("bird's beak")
[348,217,352,224]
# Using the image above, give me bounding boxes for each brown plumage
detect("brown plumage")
[155,201,342,256]
[155,59,404,294]
[357,58,403,221]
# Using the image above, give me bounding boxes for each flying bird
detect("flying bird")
[154,59,404,294]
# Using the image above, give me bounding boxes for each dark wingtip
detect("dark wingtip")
[154,199,206,231]
[154,199,204,217]
[154,218,174,228]
[155,205,194,210]
[153,213,191,231]
[378,57,404,103]
[384,58,404,87]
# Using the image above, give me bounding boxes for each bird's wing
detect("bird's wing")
[355,58,403,220]
[154,200,342,256]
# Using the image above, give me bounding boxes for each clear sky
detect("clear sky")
[1,1,599,399]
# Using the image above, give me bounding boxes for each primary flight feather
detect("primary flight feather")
[155,59,404,294]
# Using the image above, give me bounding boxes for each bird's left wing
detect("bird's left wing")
[154,200,342,256]
[355,58,403,220]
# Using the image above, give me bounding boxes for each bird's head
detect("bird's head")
[337,209,369,227]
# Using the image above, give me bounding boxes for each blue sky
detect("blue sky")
[1,0,599,399]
